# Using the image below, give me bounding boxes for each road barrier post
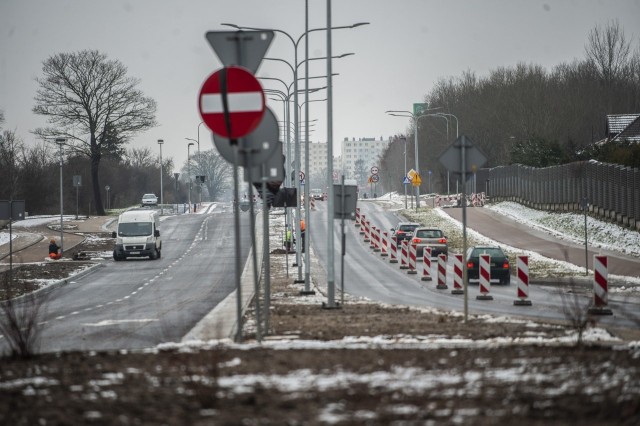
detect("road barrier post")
[437,254,448,289]
[451,254,464,294]
[476,254,493,300]
[514,255,532,306]
[389,237,398,263]
[400,241,409,269]
[588,255,613,315]
[407,243,418,274]
[381,231,388,257]
[421,247,432,281]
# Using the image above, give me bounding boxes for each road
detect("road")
[309,200,640,328]
[19,203,253,353]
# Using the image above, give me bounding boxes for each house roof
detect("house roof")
[607,114,640,142]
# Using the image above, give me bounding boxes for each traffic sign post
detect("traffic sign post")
[199,66,266,140]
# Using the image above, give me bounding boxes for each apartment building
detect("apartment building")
[340,136,391,181]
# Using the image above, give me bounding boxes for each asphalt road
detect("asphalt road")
[309,201,639,328]
[21,203,253,353]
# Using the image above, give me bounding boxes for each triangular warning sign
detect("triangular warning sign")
[205,30,274,74]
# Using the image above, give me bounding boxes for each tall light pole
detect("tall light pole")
[55,138,66,254]
[187,142,194,213]
[222,20,367,291]
[196,121,204,203]
[435,113,459,195]
[386,106,442,209]
[186,137,199,206]
[158,139,164,211]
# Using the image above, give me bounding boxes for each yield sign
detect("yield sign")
[199,66,266,139]
[205,30,274,74]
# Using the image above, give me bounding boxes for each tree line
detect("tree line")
[1,50,231,216]
[380,20,640,195]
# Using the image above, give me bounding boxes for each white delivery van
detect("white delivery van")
[112,209,161,260]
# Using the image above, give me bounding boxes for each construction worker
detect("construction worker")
[300,219,306,253]
[284,226,293,252]
[48,239,62,260]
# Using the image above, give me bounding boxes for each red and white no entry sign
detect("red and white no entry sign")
[198,66,266,139]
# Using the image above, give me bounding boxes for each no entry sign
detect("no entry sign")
[199,66,265,139]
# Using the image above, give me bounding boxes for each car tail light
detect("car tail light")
[438,238,447,244]
[502,261,510,269]
[467,261,474,269]
[397,231,405,235]
[412,238,421,244]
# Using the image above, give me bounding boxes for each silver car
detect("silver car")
[141,193,158,206]
[410,227,448,259]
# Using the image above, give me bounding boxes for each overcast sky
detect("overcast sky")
[1,0,639,167]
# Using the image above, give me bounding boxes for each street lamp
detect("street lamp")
[187,142,195,213]
[158,139,164,211]
[55,137,66,254]
[186,137,200,206]
[386,106,442,209]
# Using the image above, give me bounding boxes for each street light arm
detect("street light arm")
[220,23,295,46]
[295,22,370,46]
[263,57,295,76]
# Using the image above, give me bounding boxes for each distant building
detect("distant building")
[606,114,640,142]
[340,136,392,181]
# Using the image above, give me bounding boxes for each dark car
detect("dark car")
[466,246,511,285]
[391,222,420,243]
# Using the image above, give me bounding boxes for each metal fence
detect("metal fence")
[476,160,640,231]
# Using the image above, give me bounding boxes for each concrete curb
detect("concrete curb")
[0,233,45,261]
[182,213,264,342]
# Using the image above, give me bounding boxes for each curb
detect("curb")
[0,234,45,261]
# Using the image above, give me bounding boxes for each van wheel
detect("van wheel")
[113,252,123,261]
[157,249,161,259]
[149,248,158,260]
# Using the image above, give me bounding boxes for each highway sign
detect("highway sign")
[438,135,487,175]
[412,174,422,186]
[199,66,266,139]
[205,30,274,74]
[370,166,379,175]
[403,177,411,184]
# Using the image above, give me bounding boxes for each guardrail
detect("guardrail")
[476,160,639,231]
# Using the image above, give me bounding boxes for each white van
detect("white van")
[112,209,161,260]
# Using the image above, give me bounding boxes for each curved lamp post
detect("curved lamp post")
[187,142,195,213]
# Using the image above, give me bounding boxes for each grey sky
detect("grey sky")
[1,0,639,167]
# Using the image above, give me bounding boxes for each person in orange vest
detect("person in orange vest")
[49,239,62,260]
[300,219,306,253]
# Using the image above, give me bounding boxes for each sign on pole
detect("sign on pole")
[370,166,379,175]
[438,135,488,175]
[199,65,266,139]
[205,30,274,74]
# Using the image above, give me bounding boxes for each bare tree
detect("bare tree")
[585,20,633,86]
[186,149,232,201]
[126,147,156,169]
[33,50,157,215]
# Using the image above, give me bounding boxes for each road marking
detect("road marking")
[82,319,158,327]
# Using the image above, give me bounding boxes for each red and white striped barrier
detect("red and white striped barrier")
[407,243,418,274]
[436,195,441,207]
[421,247,432,281]
[451,254,464,294]
[310,197,316,210]
[436,254,448,289]
[363,219,370,242]
[588,255,613,315]
[355,207,361,227]
[476,254,493,300]
[400,241,409,269]
[371,226,380,251]
[360,214,367,236]
[389,237,398,263]
[514,256,532,306]
[381,231,388,257]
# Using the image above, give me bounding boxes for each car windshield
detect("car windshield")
[118,222,152,237]
[415,229,443,238]
[471,248,504,258]
[143,195,156,199]
[399,224,418,232]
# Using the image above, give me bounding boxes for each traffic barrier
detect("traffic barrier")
[436,195,441,207]
[451,254,464,294]
[371,226,379,251]
[310,197,316,210]
[400,241,409,269]
[389,236,398,263]
[363,219,370,242]
[588,255,613,315]
[355,207,361,228]
[381,231,389,257]
[361,214,367,236]
[421,247,432,281]
[407,243,417,274]
[514,256,532,306]
[436,254,448,289]
[476,254,493,300]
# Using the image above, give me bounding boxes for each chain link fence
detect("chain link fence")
[476,160,639,231]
